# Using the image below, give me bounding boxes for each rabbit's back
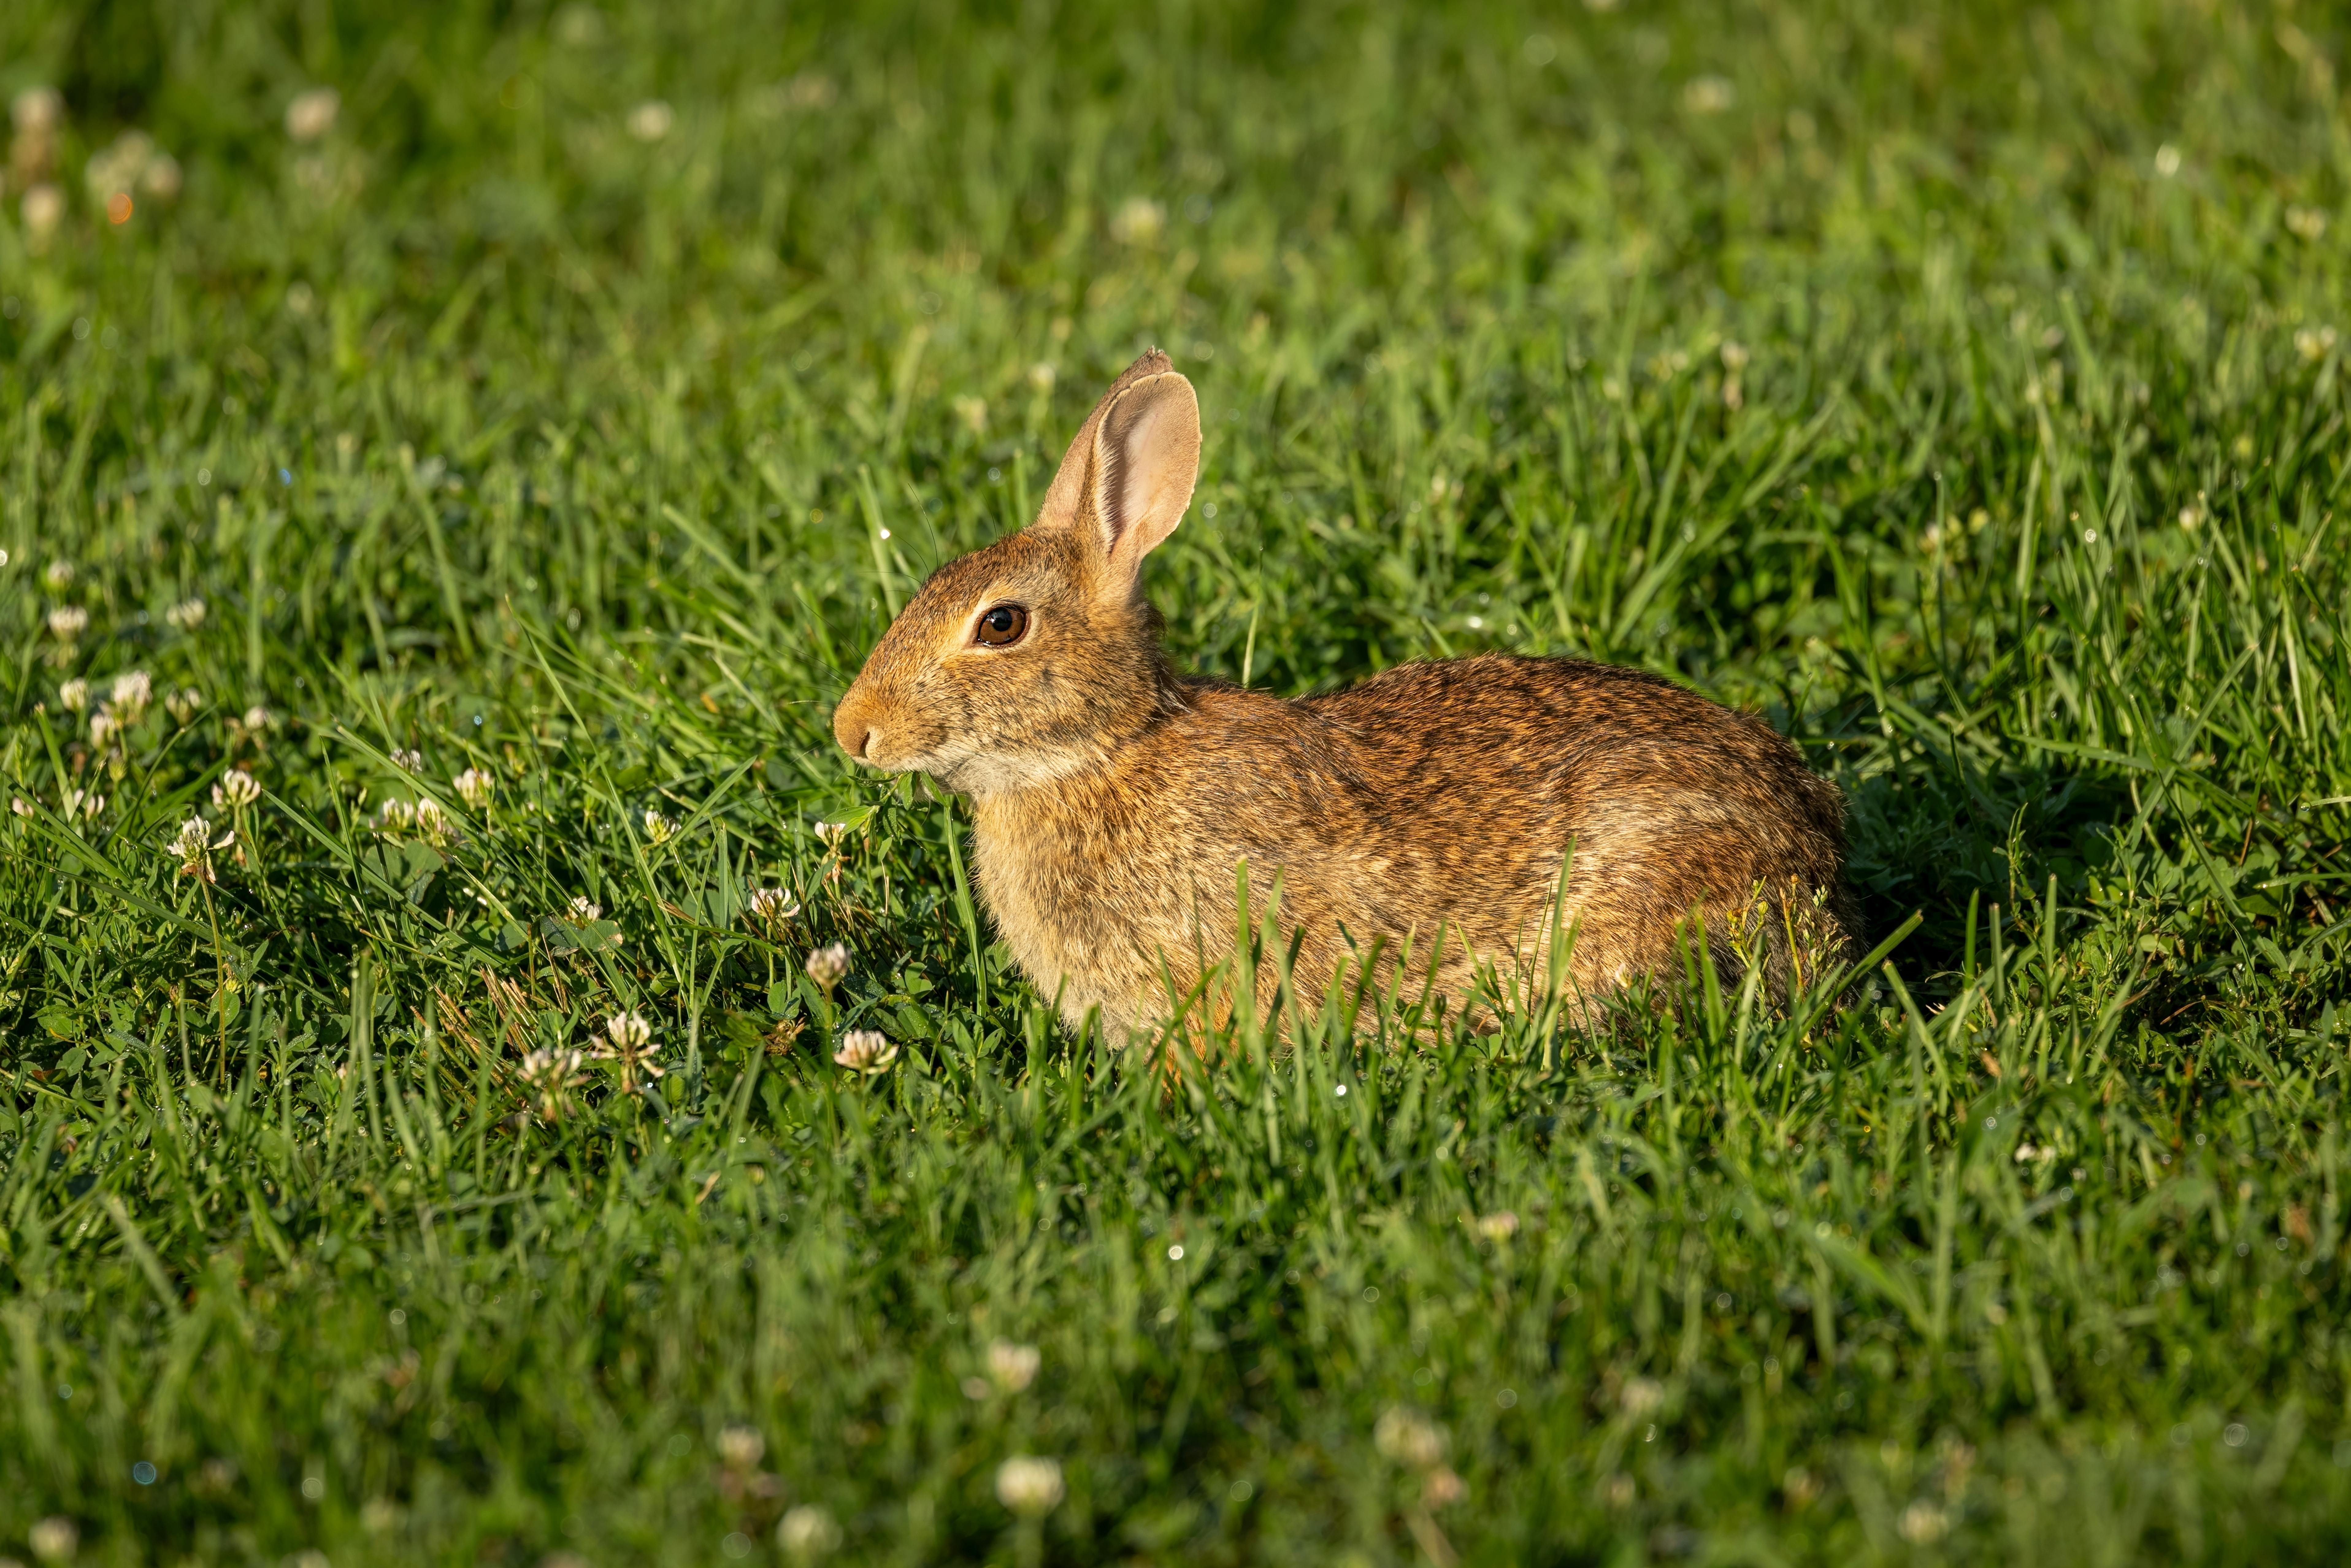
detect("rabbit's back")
[1302,655,1857,996]
[974,653,1858,1032]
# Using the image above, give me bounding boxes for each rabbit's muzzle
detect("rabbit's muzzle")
[834,709,876,763]
[832,685,902,771]
[833,673,967,781]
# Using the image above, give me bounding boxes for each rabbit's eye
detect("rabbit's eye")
[976,604,1029,647]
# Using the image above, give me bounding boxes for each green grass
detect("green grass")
[2,0,2349,1561]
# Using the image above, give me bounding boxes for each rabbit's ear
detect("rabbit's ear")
[1031,349,1200,587]
[1089,370,1200,579]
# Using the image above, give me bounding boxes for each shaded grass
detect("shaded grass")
[2,0,2350,1562]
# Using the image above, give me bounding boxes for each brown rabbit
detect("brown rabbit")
[833,350,1860,1038]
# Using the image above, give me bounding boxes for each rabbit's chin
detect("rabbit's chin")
[899,743,1106,800]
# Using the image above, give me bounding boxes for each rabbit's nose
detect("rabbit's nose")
[833,691,880,761]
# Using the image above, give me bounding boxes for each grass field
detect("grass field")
[3,0,2349,1562]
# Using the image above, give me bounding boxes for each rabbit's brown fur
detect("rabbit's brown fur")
[834,350,1860,1037]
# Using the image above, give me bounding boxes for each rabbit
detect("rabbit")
[833,349,1861,1039]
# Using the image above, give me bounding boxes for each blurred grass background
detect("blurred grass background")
[2,0,2349,1562]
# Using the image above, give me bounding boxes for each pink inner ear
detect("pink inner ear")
[1094,375,1201,571]
[1107,396,1171,549]
[1030,349,1176,540]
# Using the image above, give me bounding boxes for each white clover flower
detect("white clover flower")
[716,1425,765,1470]
[1027,361,1057,392]
[813,819,851,846]
[1898,1501,1948,1545]
[453,767,494,809]
[413,797,461,847]
[567,896,603,925]
[1421,1467,1467,1509]
[111,669,152,716]
[142,152,182,201]
[521,1046,581,1079]
[1617,1378,1666,1420]
[627,100,675,141]
[43,559,75,590]
[2285,205,2329,242]
[1682,75,1735,114]
[804,943,850,990]
[88,708,120,748]
[86,130,165,212]
[834,1029,896,1075]
[286,87,340,141]
[374,799,416,836]
[28,1515,78,1564]
[390,748,423,772]
[1474,1210,1520,1241]
[21,184,65,243]
[47,605,89,640]
[58,678,90,712]
[777,1506,841,1560]
[994,1455,1064,1517]
[165,596,207,630]
[643,808,677,845]
[166,687,203,723]
[243,705,273,731]
[748,886,800,925]
[987,1340,1041,1393]
[10,797,31,818]
[1374,1407,1446,1469]
[169,814,215,879]
[212,769,262,810]
[1110,197,1165,246]
[517,1046,585,1118]
[13,86,65,135]
[62,787,104,822]
[592,1011,665,1092]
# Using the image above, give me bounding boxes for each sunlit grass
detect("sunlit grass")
[2,1,2349,1562]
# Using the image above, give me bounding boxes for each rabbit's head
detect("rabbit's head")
[833,350,1201,795]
